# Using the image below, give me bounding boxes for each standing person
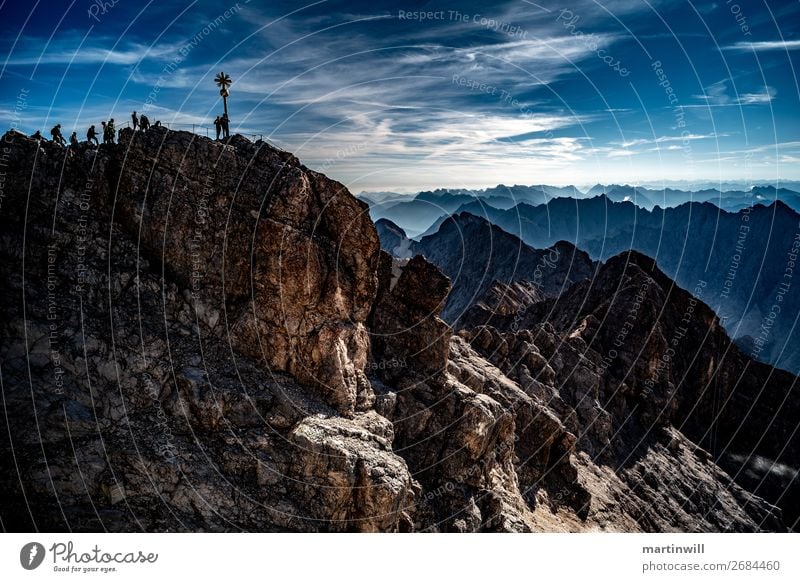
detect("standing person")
[67,131,79,159]
[140,114,150,132]
[101,121,108,144]
[213,116,221,140]
[131,111,139,131]
[50,124,66,145]
[87,124,99,146]
[107,118,116,144]
[221,114,230,139]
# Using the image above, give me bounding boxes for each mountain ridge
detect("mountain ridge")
[418,195,800,373]
[1,128,796,532]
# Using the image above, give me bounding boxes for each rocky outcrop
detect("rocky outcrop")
[458,251,797,530]
[368,252,452,382]
[460,279,544,328]
[0,130,411,531]
[1,129,794,533]
[110,128,379,416]
[366,252,520,530]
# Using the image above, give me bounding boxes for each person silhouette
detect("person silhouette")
[69,131,79,147]
[107,118,116,144]
[50,124,66,146]
[214,116,221,140]
[131,111,139,131]
[87,124,99,146]
[221,114,230,139]
[140,114,150,132]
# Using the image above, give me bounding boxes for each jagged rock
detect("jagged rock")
[367,252,451,382]
[0,131,409,532]
[286,414,414,532]
[111,127,379,415]
[459,250,796,531]
[461,280,544,329]
[1,129,794,534]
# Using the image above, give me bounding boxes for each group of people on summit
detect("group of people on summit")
[35,111,159,149]
[34,110,230,148]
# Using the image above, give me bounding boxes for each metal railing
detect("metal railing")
[119,121,266,143]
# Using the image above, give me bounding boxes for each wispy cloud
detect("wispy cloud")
[723,39,800,52]
[4,36,184,66]
[691,80,776,106]
[2,0,797,189]
[614,134,721,148]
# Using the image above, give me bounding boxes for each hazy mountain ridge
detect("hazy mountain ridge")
[362,183,800,239]
[405,196,800,373]
[375,213,598,323]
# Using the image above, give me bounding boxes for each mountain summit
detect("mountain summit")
[0,129,796,532]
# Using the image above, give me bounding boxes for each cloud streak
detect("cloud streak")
[723,39,800,52]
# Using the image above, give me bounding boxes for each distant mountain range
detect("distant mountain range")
[378,213,597,322]
[586,184,800,212]
[376,197,800,375]
[361,183,800,238]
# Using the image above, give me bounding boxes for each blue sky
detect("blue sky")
[1,0,798,191]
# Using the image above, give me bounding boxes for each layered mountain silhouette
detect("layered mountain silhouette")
[1,129,797,533]
[413,213,597,322]
[362,182,800,238]
[391,196,800,374]
[586,184,800,212]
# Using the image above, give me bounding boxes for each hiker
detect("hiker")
[50,124,66,146]
[87,124,99,146]
[32,130,43,140]
[101,121,109,144]
[107,118,116,144]
[69,131,79,147]
[221,114,230,138]
[140,114,150,132]
[153,119,161,127]
[214,116,221,140]
[131,111,139,131]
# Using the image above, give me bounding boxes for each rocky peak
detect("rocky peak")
[0,129,411,531]
[2,128,795,533]
[368,252,452,383]
[411,212,597,323]
[464,249,799,529]
[8,128,380,416]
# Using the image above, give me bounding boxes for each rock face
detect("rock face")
[1,129,795,533]
[459,251,798,530]
[110,128,379,416]
[0,130,409,531]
